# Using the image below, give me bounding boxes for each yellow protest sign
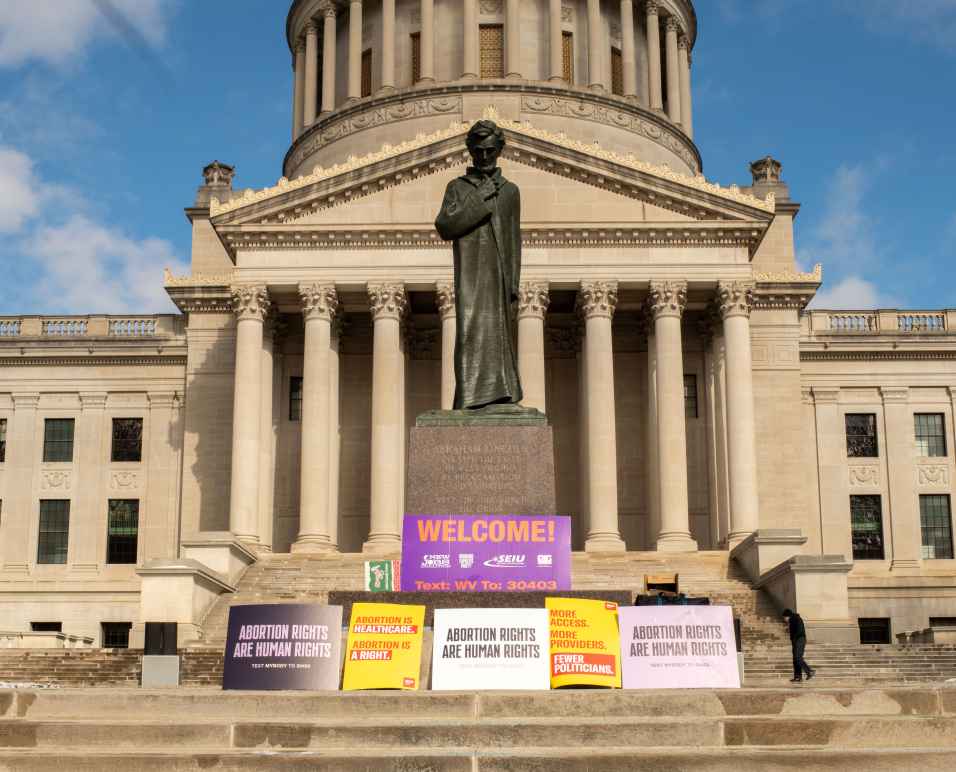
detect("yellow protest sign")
[546,597,622,688]
[342,602,425,691]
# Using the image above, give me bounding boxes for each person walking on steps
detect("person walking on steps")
[783,609,815,683]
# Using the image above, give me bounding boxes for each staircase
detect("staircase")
[2,686,956,770]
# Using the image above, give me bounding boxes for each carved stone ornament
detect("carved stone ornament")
[645,0,659,16]
[717,281,755,319]
[368,283,409,321]
[436,282,456,321]
[319,1,337,19]
[230,284,272,321]
[647,280,688,320]
[41,471,71,491]
[517,282,551,320]
[577,281,619,321]
[918,465,950,487]
[561,1,574,22]
[665,17,681,34]
[751,156,783,184]
[110,471,139,490]
[480,0,503,13]
[202,160,235,188]
[299,283,339,323]
[848,465,879,488]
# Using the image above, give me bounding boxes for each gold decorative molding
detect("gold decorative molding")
[754,264,823,284]
[164,269,236,287]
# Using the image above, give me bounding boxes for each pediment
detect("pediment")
[210,111,774,255]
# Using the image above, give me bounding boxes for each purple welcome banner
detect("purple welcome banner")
[401,515,572,592]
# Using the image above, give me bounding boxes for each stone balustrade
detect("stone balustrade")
[0,315,183,338]
[802,309,956,335]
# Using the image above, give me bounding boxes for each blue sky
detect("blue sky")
[0,0,954,315]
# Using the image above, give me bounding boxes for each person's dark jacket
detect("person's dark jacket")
[787,613,807,641]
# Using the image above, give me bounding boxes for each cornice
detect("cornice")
[800,350,956,362]
[0,356,187,367]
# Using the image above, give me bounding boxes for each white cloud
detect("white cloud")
[838,0,956,53]
[811,275,899,310]
[0,0,170,67]
[0,143,185,314]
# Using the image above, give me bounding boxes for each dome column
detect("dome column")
[678,33,693,138]
[506,0,522,79]
[645,1,663,111]
[419,0,435,82]
[548,0,563,82]
[293,36,306,139]
[621,0,638,99]
[304,20,319,126]
[462,0,479,78]
[321,3,338,114]
[348,0,364,101]
[664,16,682,124]
[587,0,604,91]
[381,0,395,91]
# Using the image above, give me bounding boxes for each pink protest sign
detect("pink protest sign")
[618,605,740,689]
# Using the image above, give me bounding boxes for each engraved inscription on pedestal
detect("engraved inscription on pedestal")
[406,425,557,516]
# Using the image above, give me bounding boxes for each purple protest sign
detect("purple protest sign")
[401,515,571,592]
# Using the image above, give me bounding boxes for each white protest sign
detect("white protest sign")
[431,608,550,690]
[619,605,740,689]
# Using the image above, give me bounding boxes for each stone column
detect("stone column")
[294,283,338,552]
[229,285,271,545]
[646,328,660,547]
[518,282,550,413]
[548,0,563,81]
[712,329,731,545]
[717,281,760,550]
[71,392,107,573]
[882,387,921,574]
[420,0,435,82]
[143,392,181,561]
[304,20,320,126]
[293,36,306,139]
[462,0,479,78]
[645,0,663,111]
[506,0,522,78]
[664,16,681,124]
[381,0,396,91]
[587,0,604,91]
[621,0,637,98]
[436,283,456,411]
[328,320,343,548]
[257,319,277,552]
[648,280,696,552]
[2,394,38,573]
[365,283,409,552]
[348,0,364,100]
[678,34,693,137]
[321,4,338,113]
[578,281,626,551]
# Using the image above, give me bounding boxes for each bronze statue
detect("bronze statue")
[435,120,523,410]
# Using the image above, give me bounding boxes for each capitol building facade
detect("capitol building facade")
[1,0,954,648]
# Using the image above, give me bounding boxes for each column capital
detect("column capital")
[11,393,40,409]
[577,281,618,320]
[299,283,339,323]
[295,34,307,53]
[665,16,681,33]
[79,392,108,410]
[645,0,659,17]
[368,282,408,322]
[811,387,840,405]
[318,1,337,18]
[880,386,910,404]
[147,391,180,409]
[678,33,689,50]
[305,19,321,34]
[518,282,551,320]
[647,280,687,320]
[231,284,272,322]
[716,280,755,319]
[436,282,456,321]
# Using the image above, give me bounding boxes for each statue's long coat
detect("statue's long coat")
[435,167,523,409]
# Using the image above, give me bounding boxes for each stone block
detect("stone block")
[406,423,556,516]
[140,655,180,689]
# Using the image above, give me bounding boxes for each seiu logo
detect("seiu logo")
[483,554,526,568]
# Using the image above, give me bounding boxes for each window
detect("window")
[858,618,891,645]
[684,375,698,419]
[102,622,132,649]
[845,413,878,457]
[850,495,885,560]
[930,617,956,628]
[289,376,303,421]
[38,500,70,564]
[479,24,504,78]
[915,413,946,457]
[111,418,143,463]
[562,32,574,82]
[0,418,6,462]
[920,494,953,559]
[411,32,421,83]
[610,46,623,95]
[107,500,139,564]
[43,418,75,463]
[361,48,372,97]
[30,622,62,633]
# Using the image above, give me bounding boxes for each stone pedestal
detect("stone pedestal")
[407,407,556,515]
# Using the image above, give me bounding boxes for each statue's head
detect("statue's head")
[466,120,505,175]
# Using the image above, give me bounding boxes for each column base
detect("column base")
[589,83,606,93]
[505,72,523,79]
[291,537,337,554]
[585,533,627,553]
[363,535,401,554]
[548,76,566,84]
[890,558,922,575]
[726,530,756,551]
[656,532,698,553]
[460,73,478,80]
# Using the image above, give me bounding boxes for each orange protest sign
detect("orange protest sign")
[546,597,622,688]
[342,602,425,690]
